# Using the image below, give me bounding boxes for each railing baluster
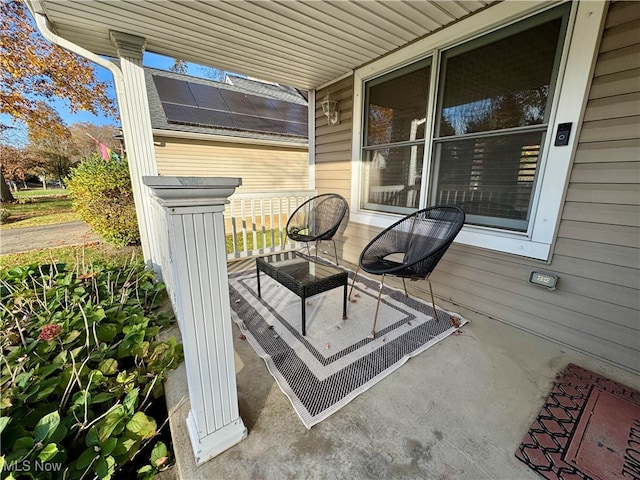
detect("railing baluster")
[225,190,316,260]
[231,198,238,255]
[269,198,281,252]
[250,198,257,255]
[260,198,266,254]
[241,199,247,257]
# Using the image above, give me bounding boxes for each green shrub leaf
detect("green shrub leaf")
[98,405,126,443]
[86,426,100,447]
[92,392,115,404]
[123,388,139,415]
[126,412,156,440]
[38,443,59,462]
[100,437,118,457]
[77,447,98,470]
[0,417,10,434]
[95,455,116,479]
[151,441,168,465]
[34,411,60,442]
[98,359,118,375]
[96,323,118,342]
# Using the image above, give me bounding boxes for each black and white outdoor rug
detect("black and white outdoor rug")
[228,265,468,429]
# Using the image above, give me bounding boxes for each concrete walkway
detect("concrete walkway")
[0,220,101,255]
[164,265,640,480]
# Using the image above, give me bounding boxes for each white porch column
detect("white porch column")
[143,176,247,465]
[109,31,160,268]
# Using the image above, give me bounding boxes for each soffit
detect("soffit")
[29,0,493,90]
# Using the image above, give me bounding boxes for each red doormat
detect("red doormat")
[515,363,640,480]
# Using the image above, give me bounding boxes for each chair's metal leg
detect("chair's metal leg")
[306,242,311,257]
[348,264,360,301]
[402,278,409,297]
[332,239,339,265]
[428,278,439,323]
[371,275,385,337]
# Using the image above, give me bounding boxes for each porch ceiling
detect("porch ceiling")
[27,0,493,90]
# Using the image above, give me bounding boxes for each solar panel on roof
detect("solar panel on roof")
[187,83,230,111]
[162,103,235,129]
[271,100,307,123]
[231,114,288,134]
[153,76,197,106]
[157,74,308,137]
[246,95,284,121]
[218,90,258,116]
[285,122,308,136]
[163,101,307,137]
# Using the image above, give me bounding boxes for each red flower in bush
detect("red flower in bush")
[39,324,62,341]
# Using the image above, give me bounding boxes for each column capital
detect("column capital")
[143,176,242,209]
[109,31,146,59]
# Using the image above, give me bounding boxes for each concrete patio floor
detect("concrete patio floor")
[164,261,639,480]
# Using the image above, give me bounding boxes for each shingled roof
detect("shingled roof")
[145,67,308,145]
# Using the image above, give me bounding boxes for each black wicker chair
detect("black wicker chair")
[286,193,348,264]
[349,205,465,336]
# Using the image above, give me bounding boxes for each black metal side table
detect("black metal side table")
[256,252,348,336]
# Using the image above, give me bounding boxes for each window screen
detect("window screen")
[362,60,431,214]
[432,11,566,231]
[358,4,569,231]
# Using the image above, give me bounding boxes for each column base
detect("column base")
[186,410,247,466]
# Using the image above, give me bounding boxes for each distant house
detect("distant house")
[145,68,310,192]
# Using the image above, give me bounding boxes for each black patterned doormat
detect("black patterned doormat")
[228,265,467,428]
[515,363,640,480]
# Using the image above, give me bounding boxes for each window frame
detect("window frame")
[349,0,607,260]
[362,58,431,215]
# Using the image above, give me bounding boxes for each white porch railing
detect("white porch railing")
[369,184,405,206]
[224,190,316,260]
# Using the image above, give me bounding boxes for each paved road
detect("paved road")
[0,220,101,255]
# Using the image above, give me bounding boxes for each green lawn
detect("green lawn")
[13,187,70,198]
[0,243,143,270]
[226,229,287,254]
[1,192,80,229]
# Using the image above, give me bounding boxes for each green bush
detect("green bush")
[0,261,183,479]
[66,156,139,247]
[0,209,10,224]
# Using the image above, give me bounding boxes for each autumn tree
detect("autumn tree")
[26,103,78,187]
[170,59,188,74]
[170,57,227,81]
[1,144,34,190]
[0,0,116,135]
[0,0,117,200]
[0,124,28,200]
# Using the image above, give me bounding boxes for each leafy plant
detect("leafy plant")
[65,155,139,247]
[0,260,182,479]
[0,208,10,224]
